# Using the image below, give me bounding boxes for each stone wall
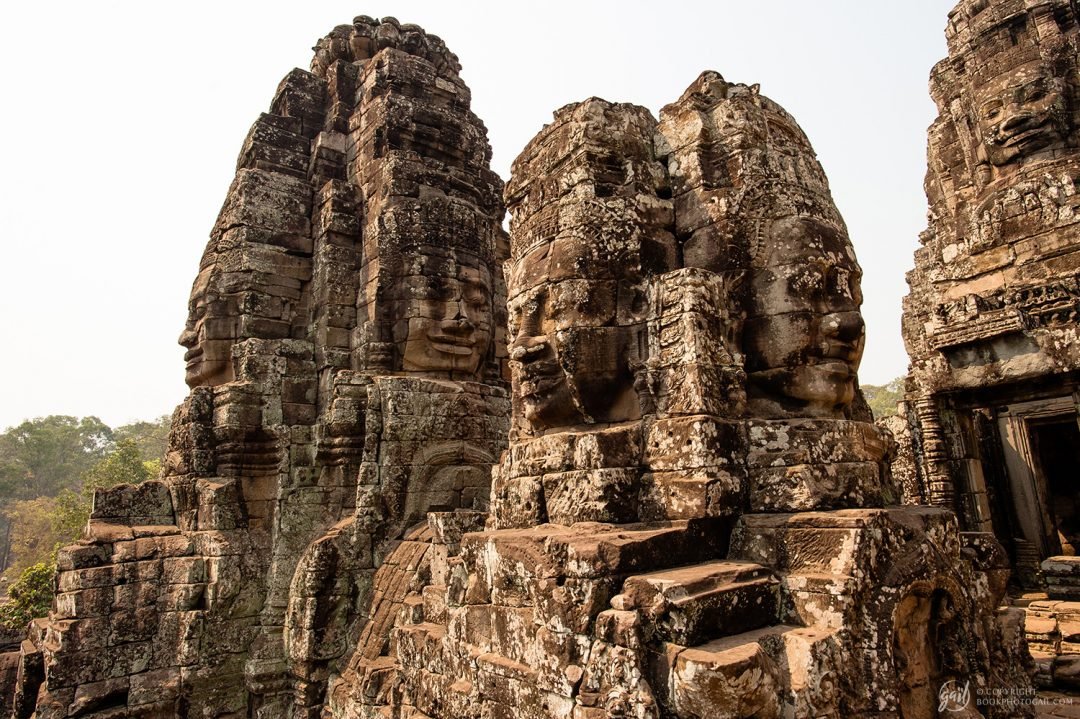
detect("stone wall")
[902,0,1080,514]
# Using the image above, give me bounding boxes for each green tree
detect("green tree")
[113,415,171,464]
[80,439,155,493]
[2,497,65,577]
[0,416,113,502]
[0,563,55,632]
[863,376,905,419]
[0,416,113,572]
[50,489,91,553]
[1,439,155,576]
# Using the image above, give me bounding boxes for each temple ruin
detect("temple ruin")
[901,0,1080,688]
[0,4,1056,718]
[5,17,509,717]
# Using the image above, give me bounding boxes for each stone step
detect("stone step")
[1044,557,1080,600]
[458,518,730,606]
[664,626,786,719]
[660,624,839,719]
[618,560,778,645]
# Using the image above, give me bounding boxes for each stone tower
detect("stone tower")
[7,17,509,718]
[1,12,1040,719]
[902,0,1080,685]
[903,0,1080,570]
[325,74,1032,719]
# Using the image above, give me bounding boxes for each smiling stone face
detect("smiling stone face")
[976,60,1068,167]
[178,266,241,388]
[743,215,865,416]
[397,253,493,376]
[507,269,636,431]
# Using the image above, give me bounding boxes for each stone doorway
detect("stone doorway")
[997,396,1080,565]
[1030,416,1080,556]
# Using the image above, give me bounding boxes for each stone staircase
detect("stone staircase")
[662,624,839,719]
[329,515,855,719]
[613,555,842,719]
[618,560,777,645]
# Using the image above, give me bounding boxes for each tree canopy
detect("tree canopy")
[0,414,171,579]
[113,415,171,464]
[862,377,905,419]
[0,562,55,632]
[0,415,113,502]
[0,413,171,630]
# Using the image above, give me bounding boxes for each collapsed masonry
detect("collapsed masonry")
[901,0,1080,688]
[2,11,1035,719]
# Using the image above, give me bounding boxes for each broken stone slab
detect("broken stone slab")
[90,480,174,524]
[645,416,746,472]
[638,466,746,521]
[427,510,487,554]
[1046,582,1080,601]
[55,543,113,571]
[745,419,887,467]
[541,468,642,525]
[1043,557,1080,601]
[619,560,778,645]
[505,425,644,479]
[729,507,961,574]
[747,461,885,512]
[1054,653,1080,690]
[663,630,783,719]
[1043,556,1080,576]
[459,519,730,598]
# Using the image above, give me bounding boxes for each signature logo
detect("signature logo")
[939,680,971,713]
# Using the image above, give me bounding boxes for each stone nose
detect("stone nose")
[443,317,475,337]
[509,335,549,363]
[449,298,474,326]
[178,325,197,349]
[1000,107,1032,133]
[822,310,864,343]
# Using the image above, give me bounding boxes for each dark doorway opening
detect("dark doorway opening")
[1031,416,1080,556]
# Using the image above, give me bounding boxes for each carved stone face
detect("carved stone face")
[743,216,865,415]
[400,257,492,376]
[178,266,240,389]
[976,61,1067,167]
[508,273,636,431]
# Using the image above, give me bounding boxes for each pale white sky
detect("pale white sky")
[0,1,954,431]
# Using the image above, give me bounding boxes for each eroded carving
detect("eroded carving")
[976,57,1070,167]
[178,267,237,388]
[397,250,493,375]
[325,69,1032,719]
[744,215,865,417]
[507,258,642,430]
[902,0,1080,690]
[3,8,1041,719]
[9,17,508,719]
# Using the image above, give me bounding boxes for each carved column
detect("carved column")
[913,396,955,509]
